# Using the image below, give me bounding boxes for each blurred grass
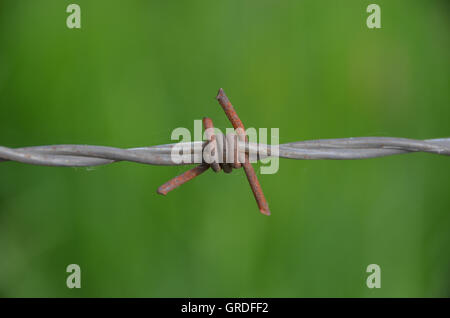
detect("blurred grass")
[0,0,449,297]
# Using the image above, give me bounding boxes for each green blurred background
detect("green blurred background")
[0,0,449,297]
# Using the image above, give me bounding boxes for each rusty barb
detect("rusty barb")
[157,88,271,216]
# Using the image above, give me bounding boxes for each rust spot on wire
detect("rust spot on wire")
[157,164,210,196]
[216,88,270,215]
[157,88,270,216]
[202,117,222,173]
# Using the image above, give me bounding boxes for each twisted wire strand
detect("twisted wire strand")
[1,137,449,167]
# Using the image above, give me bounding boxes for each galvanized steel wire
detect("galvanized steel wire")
[1,137,450,167]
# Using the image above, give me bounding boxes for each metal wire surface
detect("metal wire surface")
[1,137,449,167]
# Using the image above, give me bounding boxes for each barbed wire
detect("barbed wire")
[1,88,449,215]
[1,137,450,167]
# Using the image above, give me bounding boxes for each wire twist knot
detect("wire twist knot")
[157,89,271,215]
